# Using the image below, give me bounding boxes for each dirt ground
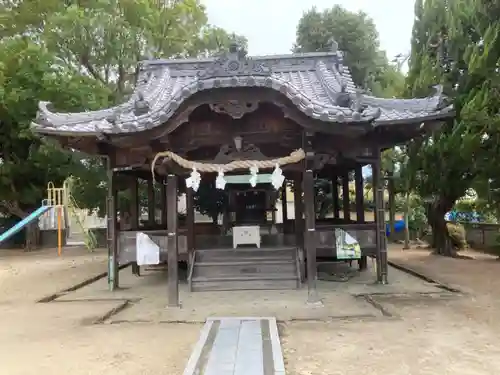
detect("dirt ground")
[283,246,500,375]
[0,245,499,374]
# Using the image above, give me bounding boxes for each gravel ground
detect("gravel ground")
[0,245,499,375]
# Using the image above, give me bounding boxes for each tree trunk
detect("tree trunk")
[426,197,456,256]
[25,221,41,251]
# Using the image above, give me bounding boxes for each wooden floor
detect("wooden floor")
[183,317,285,375]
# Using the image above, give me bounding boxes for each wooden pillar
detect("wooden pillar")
[166,174,180,307]
[130,176,139,229]
[331,173,340,219]
[354,165,365,223]
[293,175,303,247]
[186,187,195,254]
[342,171,350,221]
[129,176,140,276]
[160,180,167,227]
[281,184,288,231]
[293,174,305,283]
[373,151,388,284]
[147,179,155,227]
[106,159,119,291]
[303,134,319,303]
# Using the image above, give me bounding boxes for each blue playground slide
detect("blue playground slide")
[0,205,51,244]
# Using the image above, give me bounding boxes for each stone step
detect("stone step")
[193,260,296,278]
[195,247,295,262]
[191,275,298,292]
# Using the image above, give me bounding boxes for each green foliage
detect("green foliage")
[0,0,246,223]
[294,5,405,97]
[0,37,110,219]
[402,0,500,254]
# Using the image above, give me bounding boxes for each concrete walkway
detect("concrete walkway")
[183,317,285,375]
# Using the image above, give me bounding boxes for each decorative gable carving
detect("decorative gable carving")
[197,42,272,79]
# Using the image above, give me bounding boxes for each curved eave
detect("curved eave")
[31,122,101,137]
[373,106,455,127]
[32,74,381,136]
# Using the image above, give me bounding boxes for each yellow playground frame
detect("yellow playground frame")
[45,177,97,255]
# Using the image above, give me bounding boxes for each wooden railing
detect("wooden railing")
[117,222,378,263]
[118,230,187,264]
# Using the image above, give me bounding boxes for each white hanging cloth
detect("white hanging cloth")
[136,232,160,266]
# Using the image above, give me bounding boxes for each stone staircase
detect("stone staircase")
[189,247,301,292]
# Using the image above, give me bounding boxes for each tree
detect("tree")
[403,0,500,256]
[0,0,247,224]
[0,38,111,248]
[294,5,404,97]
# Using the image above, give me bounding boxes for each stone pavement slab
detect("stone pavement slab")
[184,317,284,375]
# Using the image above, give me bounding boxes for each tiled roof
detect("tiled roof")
[31,45,453,136]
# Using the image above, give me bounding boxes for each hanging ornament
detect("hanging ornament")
[249,165,259,187]
[215,168,226,190]
[185,167,201,192]
[271,163,285,190]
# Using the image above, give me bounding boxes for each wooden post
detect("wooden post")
[166,174,180,307]
[281,184,288,231]
[354,165,365,222]
[293,174,305,283]
[354,164,367,271]
[331,173,340,219]
[106,159,119,291]
[293,175,303,247]
[147,179,155,227]
[186,187,195,254]
[130,176,140,276]
[373,151,388,284]
[160,180,167,227]
[342,171,350,221]
[303,134,320,304]
[130,176,139,229]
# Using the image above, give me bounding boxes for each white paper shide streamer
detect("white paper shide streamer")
[185,167,201,192]
[270,163,285,190]
[249,165,259,187]
[215,168,226,190]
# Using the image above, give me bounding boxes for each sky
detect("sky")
[203,0,415,63]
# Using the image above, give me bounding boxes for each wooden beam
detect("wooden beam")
[331,172,340,219]
[342,171,350,221]
[166,174,180,307]
[293,174,305,283]
[281,184,288,231]
[354,165,365,223]
[186,186,195,254]
[372,150,388,284]
[160,181,167,227]
[147,179,155,226]
[130,177,139,229]
[303,133,320,304]
[106,156,119,291]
